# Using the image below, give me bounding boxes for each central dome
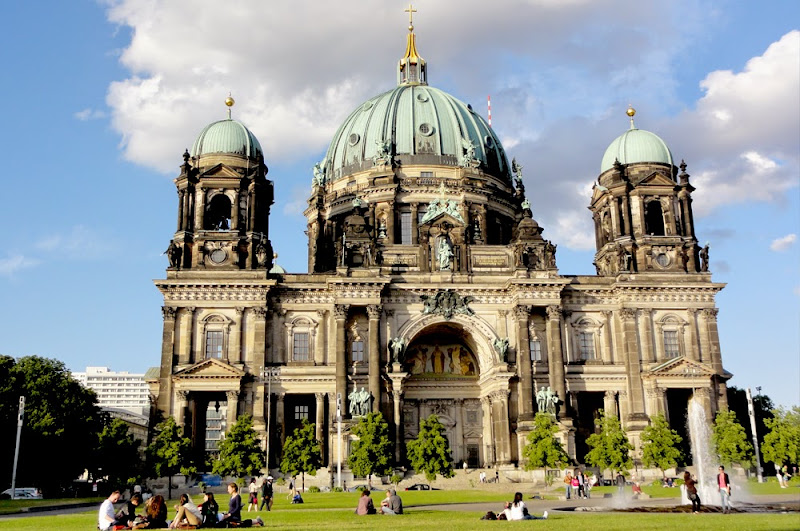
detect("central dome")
[323,85,511,182]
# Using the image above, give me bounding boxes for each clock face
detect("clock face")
[655,253,669,267]
[209,248,227,264]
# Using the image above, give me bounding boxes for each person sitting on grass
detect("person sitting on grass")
[169,493,202,529]
[502,492,527,520]
[132,494,168,529]
[521,507,548,520]
[98,490,121,531]
[116,492,142,526]
[200,492,219,527]
[355,489,376,515]
[379,489,403,515]
[218,482,263,528]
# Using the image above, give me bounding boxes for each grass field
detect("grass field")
[0,489,797,531]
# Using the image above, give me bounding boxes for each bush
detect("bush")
[390,473,404,485]
[332,486,344,493]
[275,478,286,486]
[308,486,320,493]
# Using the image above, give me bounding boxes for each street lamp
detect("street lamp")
[746,387,764,483]
[262,367,280,473]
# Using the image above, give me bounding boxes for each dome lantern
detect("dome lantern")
[398,4,427,86]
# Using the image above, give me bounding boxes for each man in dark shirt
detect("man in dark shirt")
[219,483,263,528]
[259,476,274,511]
[379,488,403,515]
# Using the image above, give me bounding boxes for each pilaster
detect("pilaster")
[367,305,381,412]
[620,308,647,421]
[158,306,178,413]
[514,306,534,420]
[334,305,349,417]
[545,306,567,406]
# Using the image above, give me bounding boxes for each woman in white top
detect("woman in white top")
[169,493,202,528]
[503,492,527,520]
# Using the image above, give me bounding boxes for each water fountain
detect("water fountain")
[685,398,722,506]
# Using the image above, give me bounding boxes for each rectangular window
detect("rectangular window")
[293,332,310,361]
[352,340,365,363]
[420,171,434,178]
[400,212,412,244]
[294,405,309,420]
[664,331,680,359]
[205,331,223,359]
[417,206,428,224]
[578,332,595,360]
[529,339,543,362]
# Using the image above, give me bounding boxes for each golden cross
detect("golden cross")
[405,4,417,27]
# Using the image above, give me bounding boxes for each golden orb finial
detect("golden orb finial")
[225,93,235,119]
[627,104,636,129]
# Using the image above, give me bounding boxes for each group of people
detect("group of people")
[776,463,793,488]
[246,476,274,512]
[98,482,266,529]
[683,465,734,514]
[354,488,403,516]
[563,469,593,500]
[480,492,548,521]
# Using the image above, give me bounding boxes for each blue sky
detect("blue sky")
[0,1,797,408]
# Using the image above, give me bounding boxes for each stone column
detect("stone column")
[601,310,614,363]
[334,305,349,416]
[229,307,243,364]
[514,306,534,420]
[367,305,381,412]
[326,393,337,466]
[226,390,240,428]
[618,390,630,422]
[315,310,327,365]
[638,309,655,363]
[315,393,326,458]
[620,195,631,238]
[176,189,184,231]
[276,310,287,363]
[686,309,700,361]
[230,191,239,231]
[702,309,723,373]
[392,390,403,462]
[454,399,465,462]
[276,393,286,446]
[481,396,494,466]
[157,306,178,413]
[252,307,267,366]
[697,309,711,363]
[545,306,567,406]
[609,202,620,239]
[194,187,205,230]
[175,390,188,428]
[620,308,646,420]
[410,203,419,245]
[603,390,618,418]
[491,390,511,464]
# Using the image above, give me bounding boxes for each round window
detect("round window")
[484,135,494,148]
[416,93,429,103]
[362,101,373,111]
[348,133,361,146]
[209,249,227,264]
[418,123,434,136]
[655,253,669,267]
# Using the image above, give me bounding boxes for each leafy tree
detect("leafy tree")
[584,410,632,478]
[726,386,774,470]
[147,416,196,500]
[347,412,393,487]
[94,416,143,490]
[712,410,754,467]
[212,414,265,479]
[521,413,569,485]
[0,356,103,495]
[280,419,321,492]
[406,414,454,482]
[762,407,800,468]
[641,414,683,477]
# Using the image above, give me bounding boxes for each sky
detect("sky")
[0,1,797,408]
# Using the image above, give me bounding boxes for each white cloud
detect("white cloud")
[35,225,116,260]
[74,108,107,121]
[770,234,797,252]
[0,255,40,277]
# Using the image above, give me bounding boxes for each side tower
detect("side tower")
[589,107,701,276]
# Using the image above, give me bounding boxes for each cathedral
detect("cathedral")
[149,15,730,478]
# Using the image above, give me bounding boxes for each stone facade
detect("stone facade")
[149,25,730,476]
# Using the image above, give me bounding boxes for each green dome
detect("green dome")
[190,119,263,160]
[600,128,673,174]
[323,85,511,182]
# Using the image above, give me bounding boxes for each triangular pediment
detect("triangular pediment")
[174,358,245,379]
[638,171,676,187]
[200,163,242,179]
[420,211,464,227]
[646,356,715,378]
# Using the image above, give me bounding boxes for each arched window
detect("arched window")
[205,194,232,230]
[655,314,687,360]
[644,200,665,236]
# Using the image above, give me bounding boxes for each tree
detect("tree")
[641,414,683,477]
[0,355,103,495]
[94,416,143,490]
[347,412,393,487]
[712,410,754,467]
[727,386,774,470]
[212,414,265,479]
[280,419,321,492]
[406,414,454,482]
[147,416,196,500]
[585,410,632,479]
[762,407,800,469]
[521,413,569,486]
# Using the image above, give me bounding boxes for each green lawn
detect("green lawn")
[0,498,102,515]
[0,506,797,530]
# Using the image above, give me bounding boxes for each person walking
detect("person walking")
[247,477,258,512]
[615,472,625,496]
[563,471,573,500]
[259,476,274,511]
[717,465,732,513]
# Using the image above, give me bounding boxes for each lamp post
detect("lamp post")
[336,393,342,489]
[746,387,764,483]
[262,367,280,473]
[11,396,24,500]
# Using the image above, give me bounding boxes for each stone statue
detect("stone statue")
[420,290,474,320]
[358,387,371,416]
[389,337,407,363]
[255,241,268,268]
[348,388,360,416]
[493,337,510,363]
[312,159,327,186]
[700,243,710,272]
[165,240,182,268]
[536,387,548,413]
[461,138,476,166]
[373,138,392,167]
[438,237,453,270]
[545,387,560,417]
